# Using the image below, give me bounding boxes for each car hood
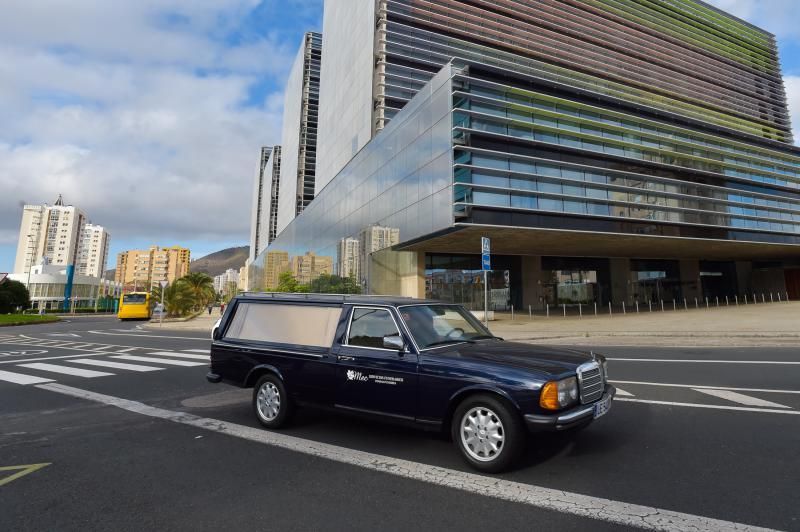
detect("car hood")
[433,340,595,377]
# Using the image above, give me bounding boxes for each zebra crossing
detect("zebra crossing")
[0,348,210,386]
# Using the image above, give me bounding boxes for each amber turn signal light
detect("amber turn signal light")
[539,381,560,410]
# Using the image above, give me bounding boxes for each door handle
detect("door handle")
[337,355,355,362]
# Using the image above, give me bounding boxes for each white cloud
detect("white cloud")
[0,0,308,262]
[704,0,800,40]
[785,76,800,142]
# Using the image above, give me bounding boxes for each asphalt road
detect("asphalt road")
[1,316,798,531]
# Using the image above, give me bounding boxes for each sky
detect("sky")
[0,0,797,274]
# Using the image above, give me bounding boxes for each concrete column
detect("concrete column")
[520,255,543,310]
[609,258,631,305]
[680,259,701,302]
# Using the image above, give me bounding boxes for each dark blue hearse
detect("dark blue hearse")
[208,293,614,472]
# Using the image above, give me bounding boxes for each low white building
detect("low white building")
[8,263,122,311]
[214,268,240,296]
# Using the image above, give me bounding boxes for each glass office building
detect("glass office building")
[253,0,800,306]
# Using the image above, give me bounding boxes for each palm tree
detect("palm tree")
[181,272,215,310]
[150,281,196,317]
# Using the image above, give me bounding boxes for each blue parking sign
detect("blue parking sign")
[481,237,490,271]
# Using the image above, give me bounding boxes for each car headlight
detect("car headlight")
[540,376,579,410]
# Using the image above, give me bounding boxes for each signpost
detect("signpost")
[481,237,491,326]
[159,280,168,327]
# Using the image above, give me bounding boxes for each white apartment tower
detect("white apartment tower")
[76,224,111,278]
[337,237,360,279]
[13,195,102,276]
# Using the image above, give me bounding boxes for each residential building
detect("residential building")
[115,246,191,290]
[263,250,290,289]
[276,32,322,235]
[337,237,360,279]
[290,251,332,285]
[238,265,248,291]
[13,195,93,277]
[76,224,111,278]
[358,224,400,286]
[252,0,800,305]
[214,268,240,295]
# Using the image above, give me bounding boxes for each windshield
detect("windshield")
[123,294,147,304]
[399,304,494,349]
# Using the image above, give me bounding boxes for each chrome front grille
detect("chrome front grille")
[578,361,604,404]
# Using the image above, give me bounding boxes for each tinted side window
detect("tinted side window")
[347,308,400,349]
[224,303,341,347]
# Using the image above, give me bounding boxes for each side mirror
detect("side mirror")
[383,335,405,352]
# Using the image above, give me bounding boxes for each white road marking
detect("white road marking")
[18,363,114,378]
[691,389,790,409]
[147,351,209,360]
[608,358,800,364]
[610,380,800,395]
[116,347,138,353]
[69,359,164,372]
[36,382,778,532]
[111,355,206,367]
[0,370,55,385]
[45,333,81,338]
[616,398,800,415]
[88,330,209,341]
[185,349,209,354]
[614,387,634,397]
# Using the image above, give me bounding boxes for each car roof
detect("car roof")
[235,292,441,306]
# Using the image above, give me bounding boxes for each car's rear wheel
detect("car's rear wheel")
[451,394,525,473]
[252,374,292,429]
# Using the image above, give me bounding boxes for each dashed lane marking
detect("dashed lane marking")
[692,389,790,409]
[147,351,209,360]
[88,330,209,340]
[185,349,209,354]
[609,380,800,395]
[36,383,779,532]
[616,398,800,415]
[17,363,114,378]
[614,387,634,397]
[110,355,206,367]
[68,359,165,372]
[0,370,55,385]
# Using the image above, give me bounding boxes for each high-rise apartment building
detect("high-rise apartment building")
[291,251,333,285]
[76,224,111,278]
[358,224,400,285]
[337,237,360,279]
[13,195,111,279]
[214,268,240,294]
[255,0,800,304]
[276,32,323,235]
[249,146,272,263]
[115,246,191,289]
[264,250,290,290]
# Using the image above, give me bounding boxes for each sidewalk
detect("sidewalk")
[488,301,800,346]
[144,311,221,332]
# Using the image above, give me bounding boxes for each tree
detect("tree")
[274,271,308,293]
[150,280,196,317]
[181,272,215,310]
[0,280,30,313]
[308,274,362,294]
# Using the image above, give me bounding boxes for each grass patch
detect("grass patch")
[0,314,60,327]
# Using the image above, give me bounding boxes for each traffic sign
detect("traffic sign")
[160,280,168,288]
[481,237,491,271]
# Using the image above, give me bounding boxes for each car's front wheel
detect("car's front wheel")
[451,394,525,473]
[252,374,292,429]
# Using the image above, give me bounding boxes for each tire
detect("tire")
[451,394,525,473]
[252,374,293,429]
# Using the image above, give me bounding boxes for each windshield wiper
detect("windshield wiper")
[425,339,475,348]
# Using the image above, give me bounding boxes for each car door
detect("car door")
[334,306,418,420]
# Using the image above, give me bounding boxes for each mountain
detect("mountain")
[191,246,249,277]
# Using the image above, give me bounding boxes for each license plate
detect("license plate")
[593,395,612,419]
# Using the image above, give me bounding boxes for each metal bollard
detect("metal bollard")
[660,300,664,312]
[673,300,676,311]
[684,298,687,310]
[594,302,597,316]
[744,294,748,304]
[735,295,738,305]
[608,301,612,317]
[636,300,639,313]
[753,293,756,304]
[725,296,729,306]
[579,303,582,318]
[770,293,774,303]
[649,301,652,312]
[761,294,765,304]
[529,305,532,320]
[546,304,550,318]
[563,304,566,317]
[695,297,698,309]
[705,297,709,309]
[622,302,626,315]
[715,296,719,307]
[511,306,515,320]
[777,293,781,303]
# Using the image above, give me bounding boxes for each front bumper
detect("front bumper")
[524,385,616,432]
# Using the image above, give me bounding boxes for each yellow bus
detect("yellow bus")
[118,292,151,320]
